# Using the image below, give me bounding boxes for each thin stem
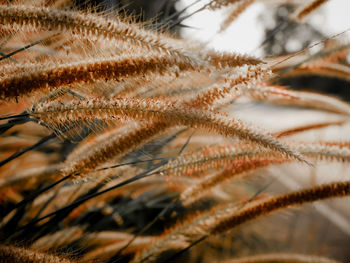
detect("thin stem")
[0,33,58,62]
[0,133,56,168]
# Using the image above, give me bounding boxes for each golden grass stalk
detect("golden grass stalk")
[297,142,350,162]
[187,65,272,109]
[0,245,74,263]
[209,0,244,10]
[0,51,198,100]
[79,51,264,99]
[0,5,195,61]
[200,51,264,70]
[31,97,307,164]
[291,0,330,22]
[274,120,345,138]
[223,253,340,263]
[220,0,256,32]
[158,144,278,177]
[264,89,350,116]
[211,180,350,234]
[180,156,287,206]
[61,122,168,176]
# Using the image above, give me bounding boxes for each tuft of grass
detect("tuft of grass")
[0,0,350,262]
